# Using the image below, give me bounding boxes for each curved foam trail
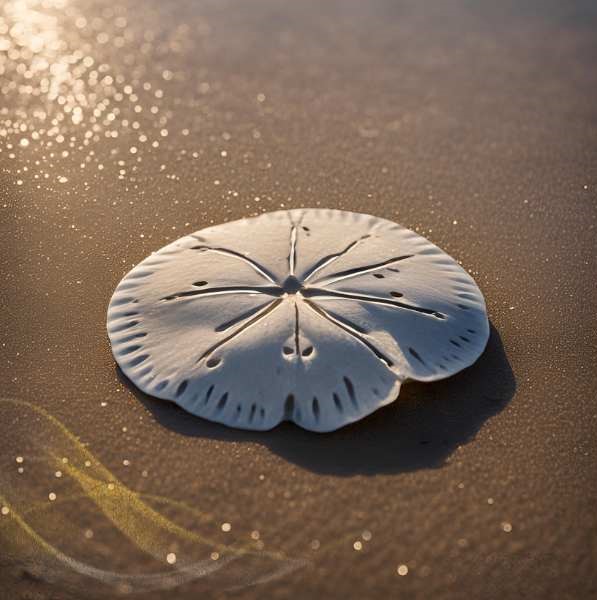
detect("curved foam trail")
[0,397,306,591]
[0,495,233,592]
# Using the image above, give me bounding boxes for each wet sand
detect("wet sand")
[1,0,596,598]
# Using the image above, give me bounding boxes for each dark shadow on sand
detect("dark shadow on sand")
[118,323,514,476]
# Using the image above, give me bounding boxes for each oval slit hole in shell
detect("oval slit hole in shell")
[216,392,228,412]
[312,397,320,421]
[119,344,142,355]
[333,393,343,412]
[156,380,169,391]
[284,394,295,420]
[343,376,358,408]
[408,347,426,366]
[203,384,214,405]
[127,354,149,367]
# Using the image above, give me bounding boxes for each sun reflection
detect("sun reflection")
[0,0,196,191]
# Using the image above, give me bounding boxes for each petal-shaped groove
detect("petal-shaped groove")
[107,209,490,432]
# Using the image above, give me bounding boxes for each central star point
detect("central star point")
[282,275,302,294]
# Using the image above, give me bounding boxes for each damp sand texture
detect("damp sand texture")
[1,0,597,599]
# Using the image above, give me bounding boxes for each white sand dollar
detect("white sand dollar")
[107,209,489,432]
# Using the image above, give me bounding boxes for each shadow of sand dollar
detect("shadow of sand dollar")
[129,323,514,475]
[0,399,307,597]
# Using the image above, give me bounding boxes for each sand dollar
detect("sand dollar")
[107,209,489,432]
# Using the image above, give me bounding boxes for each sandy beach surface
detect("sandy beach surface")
[1,0,596,598]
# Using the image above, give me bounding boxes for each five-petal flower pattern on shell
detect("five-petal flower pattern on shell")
[108,209,489,432]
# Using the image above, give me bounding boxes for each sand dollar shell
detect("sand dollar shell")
[107,209,489,432]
